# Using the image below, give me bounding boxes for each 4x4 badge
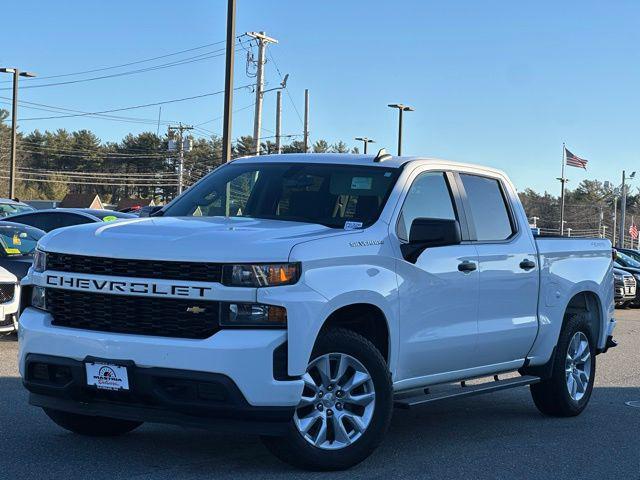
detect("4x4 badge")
[186,306,206,314]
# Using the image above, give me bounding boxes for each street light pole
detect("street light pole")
[0,68,36,198]
[387,103,414,156]
[354,137,375,154]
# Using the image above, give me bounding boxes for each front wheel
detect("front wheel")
[261,328,393,471]
[530,314,596,417]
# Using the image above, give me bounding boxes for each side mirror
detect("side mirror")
[401,218,461,263]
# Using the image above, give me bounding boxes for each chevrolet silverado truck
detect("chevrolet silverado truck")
[18,153,616,471]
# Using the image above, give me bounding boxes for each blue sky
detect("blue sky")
[1,0,639,193]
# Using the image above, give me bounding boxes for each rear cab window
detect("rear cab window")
[459,174,515,242]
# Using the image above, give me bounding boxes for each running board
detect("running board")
[394,375,541,409]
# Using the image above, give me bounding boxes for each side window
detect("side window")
[459,174,514,241]
[9,214,54,232]
[397,172,457,241]
[56,213,93,229]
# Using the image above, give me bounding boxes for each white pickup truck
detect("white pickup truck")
[19,153,616,471]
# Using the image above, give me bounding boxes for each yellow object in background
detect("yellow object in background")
[12,234,21,245]
[4,247,21,255]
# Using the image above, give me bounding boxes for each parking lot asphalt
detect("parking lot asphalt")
[1,310,639,480]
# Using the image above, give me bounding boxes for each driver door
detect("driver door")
[394,170,480,385]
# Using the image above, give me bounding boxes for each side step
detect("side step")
[394,375,541,409]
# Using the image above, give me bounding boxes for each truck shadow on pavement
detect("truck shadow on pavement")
[1,375,639,480]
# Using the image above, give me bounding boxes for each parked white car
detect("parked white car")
[18,153,615,470]
[0,265,20,334]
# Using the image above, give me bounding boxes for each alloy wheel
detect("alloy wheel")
[565,331,592,402]
[294,352,376,450]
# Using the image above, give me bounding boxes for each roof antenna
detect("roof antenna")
[373,148,392,163]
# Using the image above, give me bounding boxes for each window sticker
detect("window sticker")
[102,215,118,222]
[12,234,21,245]
[350,177,373,190]
[344,221,363,230]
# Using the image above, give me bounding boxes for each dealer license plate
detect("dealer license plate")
[85,362,130,391]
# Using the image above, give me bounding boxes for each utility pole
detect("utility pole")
[221,0,236,164]
[602,225,607,239]
[247,31,278,156]
[388,103,414,156]
[168,124,193,196]
[275,90,282,154]
[303,89,310,153]
[0,68,36,198]
[355,137,375,154]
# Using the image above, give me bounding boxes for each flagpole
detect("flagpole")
[559,143,567,236]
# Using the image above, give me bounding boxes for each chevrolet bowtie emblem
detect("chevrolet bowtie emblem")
[186,306,206,314]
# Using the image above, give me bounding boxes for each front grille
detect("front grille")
[47,252,223,283]
[48,289,221,339]
[0,283,15,303]
[623,277,636,287]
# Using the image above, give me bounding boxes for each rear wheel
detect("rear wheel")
[261,328,393,471]
[43,408,142,436]
[530,314,596,417]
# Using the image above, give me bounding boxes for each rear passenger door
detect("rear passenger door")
[457,173,539,366]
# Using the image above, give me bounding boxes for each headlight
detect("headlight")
[33,249,47,273]
[31,286,48,311]
[222,263,300,287]
[220,303,287,327]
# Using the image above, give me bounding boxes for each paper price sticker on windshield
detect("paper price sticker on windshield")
[350,177,373,190]
[344,221,363,230]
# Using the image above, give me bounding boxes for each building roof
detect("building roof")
[116,197,155,210]
[59,193,103,209]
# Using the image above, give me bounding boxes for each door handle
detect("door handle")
[458,260,477,273]
[519,259,536,271]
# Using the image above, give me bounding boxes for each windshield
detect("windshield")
[163,163,400,228]
[0,203,34,218]
[617,251,640,269]
[0,224,44,256]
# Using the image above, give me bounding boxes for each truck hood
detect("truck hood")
[39,216,353,262]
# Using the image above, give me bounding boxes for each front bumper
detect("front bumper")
[19,307,304,409]
[24,353,294,435]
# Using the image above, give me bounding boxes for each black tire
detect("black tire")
[530,314,596,417]
[261,328,393,471]
[43,408,143,436]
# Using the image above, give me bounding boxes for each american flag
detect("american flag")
[630,224,639,240]
[565,148,588,169]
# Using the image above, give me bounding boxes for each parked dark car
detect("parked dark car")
[618,248,640,263]
[614,251,640,306]
[0,221,45,280]
[0,198,35,218]
[4,208,134,233]
[614,267,636,307]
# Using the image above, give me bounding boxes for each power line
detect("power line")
[268,50,303,125]
[0,98,178,126]
[17,167,176,178]
[18,85,253,121]
[1,39,229,82]
[0,40,253,91]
